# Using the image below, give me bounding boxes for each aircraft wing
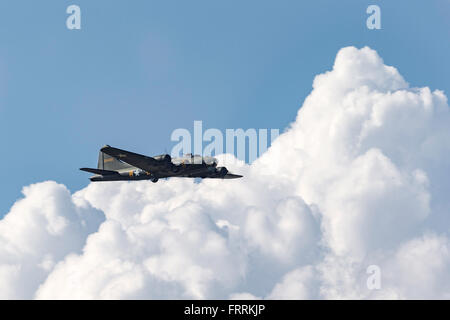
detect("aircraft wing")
[206,173,243,179]
[222,173,243,179]
[100,145,167,172]
[181,170,243,179]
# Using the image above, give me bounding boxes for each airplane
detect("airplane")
[80,145,243,183]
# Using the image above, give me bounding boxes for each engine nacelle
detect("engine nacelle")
[153,154,172,163]
[170,164,180,173]
[216,167,228,177]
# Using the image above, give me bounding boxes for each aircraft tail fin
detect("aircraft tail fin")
[97,145,133,171]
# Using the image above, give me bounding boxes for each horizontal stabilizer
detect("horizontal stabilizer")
[80,168,118,175]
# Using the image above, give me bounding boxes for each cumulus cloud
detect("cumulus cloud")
[1,46,449,299]
[0,181,104,299]
[267,266,319,300]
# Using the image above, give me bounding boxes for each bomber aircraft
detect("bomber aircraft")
[80,145,243,183]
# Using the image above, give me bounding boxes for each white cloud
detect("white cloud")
[0,181,104,299]
[1,46,450,299]
[267,266,319,300]
[378,233,450,299]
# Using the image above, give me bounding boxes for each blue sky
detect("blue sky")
[0,0,448,215]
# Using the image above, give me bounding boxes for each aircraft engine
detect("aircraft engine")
[170,164,180,173]
[216,167,228,177]
[153,154,172,164]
